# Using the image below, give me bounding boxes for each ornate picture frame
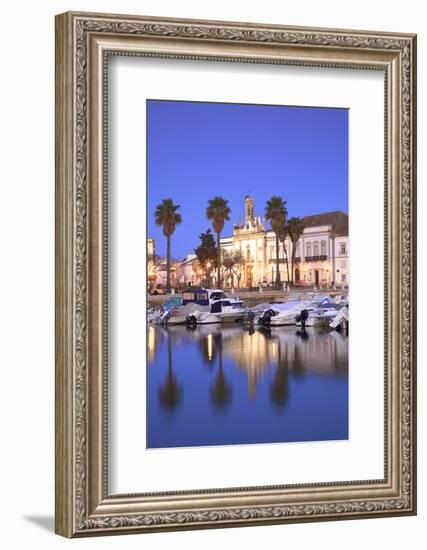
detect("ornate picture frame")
[55,11,417,537]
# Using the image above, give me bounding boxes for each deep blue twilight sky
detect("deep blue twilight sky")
[147,100,348,259]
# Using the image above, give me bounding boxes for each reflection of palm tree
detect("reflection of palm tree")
[158,330,182,412]
[270,342,290,406]
[291,342,306,377]
[210,339,231,408]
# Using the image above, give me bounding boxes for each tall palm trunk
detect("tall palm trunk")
[166,234,171,292]
[283,241,290,283]
[275,235,280,288]
[290,241,296,284]
[217,231,221,288]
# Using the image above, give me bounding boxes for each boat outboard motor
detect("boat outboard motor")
[296,308,309,329]
[160,310,171,325]
[246,311,255,323]
[259,308,276,326]
[187,314,197,327]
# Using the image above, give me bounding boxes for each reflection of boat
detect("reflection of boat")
[188,299,245,325]
[259,301,311,327]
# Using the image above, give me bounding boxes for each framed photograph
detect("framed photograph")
[55,11,417,537]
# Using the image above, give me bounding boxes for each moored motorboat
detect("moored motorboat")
[162,302,208,325]
[259,300,312,327]
[188,298,245,325]
[295,308,337,328]
[160,288,244,326]
[295,296,340,328]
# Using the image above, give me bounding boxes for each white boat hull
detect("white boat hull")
[296,310,337,328]
[195,313,222,325]
[269,314,299,326]
[296,316,324,327]
[166,315,188,325]
[219,311,245,323]
[191,308,245,325]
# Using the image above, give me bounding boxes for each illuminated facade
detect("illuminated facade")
[220,196,349,287]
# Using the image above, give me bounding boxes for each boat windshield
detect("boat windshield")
[210,291,226,301]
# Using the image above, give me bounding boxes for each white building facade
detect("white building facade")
[220,196,349,288]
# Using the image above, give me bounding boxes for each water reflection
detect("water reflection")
[210,337,232,409]
[147,325,348,448]
[157,330,182,412]
[270,343,290,407]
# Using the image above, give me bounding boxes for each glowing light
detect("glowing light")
[148,326,155,354]
[207,334,213,361]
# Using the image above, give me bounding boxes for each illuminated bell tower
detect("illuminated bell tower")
[245,195,255,224]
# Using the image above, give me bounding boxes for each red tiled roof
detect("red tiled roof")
[302,211,348,236]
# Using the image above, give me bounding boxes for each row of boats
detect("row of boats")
[148,288,349,331]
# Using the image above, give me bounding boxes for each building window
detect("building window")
[321,240,326,256]
[313,241,319,256]
[306,242,311,257]
[339,242,347,255]
[341,273,346,283]
[295,243,300,257]
[269,245,274,259]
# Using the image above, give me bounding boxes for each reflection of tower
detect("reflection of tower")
[245,195,255,223]
[222,330,274,398]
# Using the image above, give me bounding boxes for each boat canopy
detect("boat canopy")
[269,300,311,312]
[181,289,226,306]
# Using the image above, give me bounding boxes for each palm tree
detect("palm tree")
[287,217,305,283]
[278,224,290,284]
[265,196,287,288]
[154,199,182,292]
[206,196,231,288]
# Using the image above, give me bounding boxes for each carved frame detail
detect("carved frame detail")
[55,11,416,537]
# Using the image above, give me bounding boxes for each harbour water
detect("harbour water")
[147,324,348,448]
